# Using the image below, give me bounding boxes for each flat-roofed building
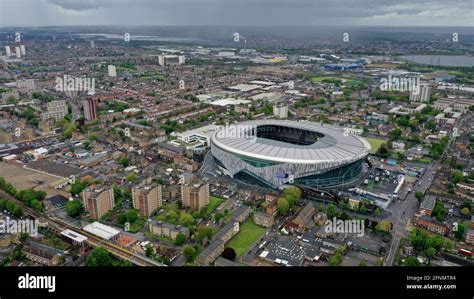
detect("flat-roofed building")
[82,186,115,219]
[174,124,221,148]
[273,102,288,119]
[41,100,68,121]
[410,83,431,102]
[419,195,436,216]
[181,182,209,211]
[83,222,120,242]
[253,211,274,228]
[60,229,88,247]
[16,79,36,93]
[132,183,162,217]
[149,221,190,241]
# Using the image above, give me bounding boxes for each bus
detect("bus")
[458,248,472,257]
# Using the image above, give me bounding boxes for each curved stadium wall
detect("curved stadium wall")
[210,120,370,189]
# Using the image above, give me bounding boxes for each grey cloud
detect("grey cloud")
[0,0,472,26]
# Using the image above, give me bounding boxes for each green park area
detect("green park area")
[226,218,267,259]
[205,196,224,216]
[363,137,387,154]
[311,76,342,82]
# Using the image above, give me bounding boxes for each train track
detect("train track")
[1,191,163,266]
[47,217,163,267]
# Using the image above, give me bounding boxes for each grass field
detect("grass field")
[226,218,267,259]
[205,196,224,216]
[311,76,342,82]
[363,137,387,154]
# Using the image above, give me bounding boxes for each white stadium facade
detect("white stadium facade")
[210,120,371,189]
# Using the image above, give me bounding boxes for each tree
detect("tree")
[390,128,402,140]
[424,121,436,131]
[175,233,186,245]
[117,213,127,225]
[415,192,424,202]
[85,247,113,266]
[375,220,392,232]
[70,180,89,196]
[451,171,463,185]
[196,227,213,243]
[461,199,472,211]
[424,247,436,262]
[20,233,29,241]
[145,245,154,257]
[179,212,195,226]
[222,247,237,261]
[432,202,447,221]
[88,133,98,141]
[65,200,83,217]
[460,207,470,216]
[119,157,129,168]
[374,208,381,217]
[283,186,302,207]
[396,116,410,127]
[30,199,43,212]
[214,211,224,222]
[454,221,468,240]
[126,172,137,182]
[5,200,15,213]
[168,210,179,222]
[326,202,340,217]
[377,144,390,158]
[358,260,367,266]
[328,252,343,266]
[125,210,139,224]
[183,246,196,263]
[12,205,23,217]
[277,198,290,216]
[404,257,420,266]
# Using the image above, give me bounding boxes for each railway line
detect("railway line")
[1,190,163,266]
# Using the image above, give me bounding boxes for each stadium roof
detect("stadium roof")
[211,120,370,164]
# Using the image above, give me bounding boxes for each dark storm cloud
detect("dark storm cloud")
[0,0,472,26]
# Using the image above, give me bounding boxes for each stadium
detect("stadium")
[210,120,371,189]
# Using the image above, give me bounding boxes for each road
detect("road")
[383,113,471,266]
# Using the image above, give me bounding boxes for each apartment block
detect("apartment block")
[181,182,209,211]
[132,183,162,217]
[41,100,68,122]
[82,186,115,219]
[149,221,190,241]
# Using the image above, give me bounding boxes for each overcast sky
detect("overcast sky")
[0,0,473,27]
